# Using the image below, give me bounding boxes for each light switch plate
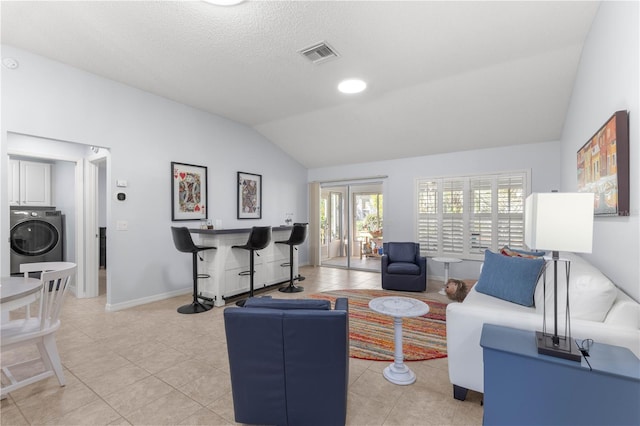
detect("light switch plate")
[116,180,128,188]
[116,220,128,231]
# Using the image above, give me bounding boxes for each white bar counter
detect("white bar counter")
[189,226,296,306]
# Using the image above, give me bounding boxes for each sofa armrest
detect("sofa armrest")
[334,297,349,312]
[446,300,541,394]
[417,255,426,273]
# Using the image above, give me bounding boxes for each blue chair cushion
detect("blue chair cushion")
[475,250,545,307]
[387,262,421,275]
[244,297,331,310]
[387,243,416,263]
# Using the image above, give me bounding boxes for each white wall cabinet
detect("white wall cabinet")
[8,159,20,206]
[8,159,52,207]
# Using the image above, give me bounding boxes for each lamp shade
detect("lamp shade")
[525,193,594,253]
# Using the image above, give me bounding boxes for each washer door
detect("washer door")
[10,219,60,256]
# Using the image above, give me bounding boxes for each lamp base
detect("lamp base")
[536,331,582,362]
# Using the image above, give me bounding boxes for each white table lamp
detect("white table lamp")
[525,192,594,361]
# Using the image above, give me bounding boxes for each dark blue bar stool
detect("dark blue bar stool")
[171,227,217,314]
[277,223,308,293]
[232,226,272,306]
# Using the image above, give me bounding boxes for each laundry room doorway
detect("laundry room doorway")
[6,132,110,301]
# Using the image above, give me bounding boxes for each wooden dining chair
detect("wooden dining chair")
[1,262,76,399]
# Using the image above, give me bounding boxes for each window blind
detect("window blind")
[416,171,529,260]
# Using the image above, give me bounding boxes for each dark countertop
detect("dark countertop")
[189,226,293,235]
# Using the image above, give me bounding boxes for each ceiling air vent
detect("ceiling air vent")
[299,42,339,64]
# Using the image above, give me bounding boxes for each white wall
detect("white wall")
[309,140,562,280]
[52,160,76,263]
[1,46,308,309]
[559,1,639,301]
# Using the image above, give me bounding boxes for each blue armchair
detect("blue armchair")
[224,297,349,426]
[381,242,427,291]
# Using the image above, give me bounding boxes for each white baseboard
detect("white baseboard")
[105,288,191,312]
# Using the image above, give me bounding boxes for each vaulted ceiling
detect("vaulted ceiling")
[1,1,600,168]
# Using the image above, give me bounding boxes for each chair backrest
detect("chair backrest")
[21,262,76,330]
[171,226,197,253]
[40,264,76,329]
[384,242,419,263]
[20,262,77,320]
[288,223,308,246]
[224,298,348,425]
[247,226,272,250]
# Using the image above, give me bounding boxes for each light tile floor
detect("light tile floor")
[1,266,483,425]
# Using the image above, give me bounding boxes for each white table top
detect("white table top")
[369,296,430,318]
[0,276,42,304]
[432,257,463,264]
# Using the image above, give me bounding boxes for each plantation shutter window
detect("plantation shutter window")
[416,171,529,260]
[442,179,464,255]
[497,174,525,248]
[417,180,439,253]
[470,176,493,254]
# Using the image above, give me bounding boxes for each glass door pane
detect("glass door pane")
[320,183,383,271]
[352,189,383,271]
[321,187,348,268]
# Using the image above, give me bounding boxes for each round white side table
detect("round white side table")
[368,296,430,385]
[432,257,462,295]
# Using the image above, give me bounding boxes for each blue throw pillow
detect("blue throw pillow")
[475,250,545,307]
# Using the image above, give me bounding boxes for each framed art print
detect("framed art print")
[577,110,630,216]
[237,171,262,219]
[171,162,208,221]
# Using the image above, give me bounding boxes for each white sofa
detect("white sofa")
[446,252,640,400]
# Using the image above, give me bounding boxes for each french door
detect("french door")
[320,182,383,271]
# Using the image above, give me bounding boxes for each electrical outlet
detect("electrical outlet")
[116,220,128,231]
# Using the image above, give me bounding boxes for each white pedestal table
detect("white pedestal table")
[368,296,430,385]
[432,257,462,295]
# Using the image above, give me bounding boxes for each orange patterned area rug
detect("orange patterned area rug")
[308,289,448,362]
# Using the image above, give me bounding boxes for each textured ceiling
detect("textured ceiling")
[1,1,599,168]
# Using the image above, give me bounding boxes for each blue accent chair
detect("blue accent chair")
[224,297,349,426]
[381,242,427,291]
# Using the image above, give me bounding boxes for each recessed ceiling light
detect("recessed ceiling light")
[203,0,245,6]
[338,79,367,94]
